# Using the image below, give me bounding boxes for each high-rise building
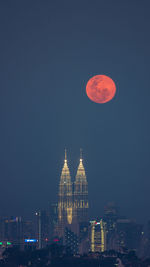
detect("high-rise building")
[57,150,73,237]
[35,210,50,248]
[104,202,118,235]
[74,150,89,225]
[49,203,58,241]
[103,202,118,250]
[73,151,89,253]
[90,220,107,253]
[56,150,89,253]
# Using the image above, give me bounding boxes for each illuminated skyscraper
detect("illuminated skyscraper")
[56,149,89,252]
[90,220,106,252]
[58,150,73,237]
[74,150,89,224]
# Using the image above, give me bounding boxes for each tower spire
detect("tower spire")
[60,149,71,182]
[75,149,86,180]
[80,148,83,162]
[65,148,67,162]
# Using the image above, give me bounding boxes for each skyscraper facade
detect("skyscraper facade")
[57,150,73,237]
[90,220,107,253]
[74,150,88,224]
[57,150,89,248]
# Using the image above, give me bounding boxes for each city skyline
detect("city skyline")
[0,151,144,257]
[0,148,149,224]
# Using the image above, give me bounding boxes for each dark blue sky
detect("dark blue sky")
[0,0,150,223]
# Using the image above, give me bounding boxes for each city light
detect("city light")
[25,239,37,243]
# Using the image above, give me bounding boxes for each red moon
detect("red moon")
[86,75,116,104]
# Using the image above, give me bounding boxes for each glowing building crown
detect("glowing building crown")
[60,149,71,182]
[75,149,86,181]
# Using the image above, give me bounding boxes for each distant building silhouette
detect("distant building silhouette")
[103,202,119,250]
[35,210,50,248]
[0,216,23,247]
[116,219,143,252]
[65,227,79,255]
[49,203,58,241]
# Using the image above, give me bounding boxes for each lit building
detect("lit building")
[90,220,106,253]
[56,150,89,254]
[57,150,73,237]
[74,151,89,253]
[74,150,89,225]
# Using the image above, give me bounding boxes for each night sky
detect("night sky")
[0,1,150,223]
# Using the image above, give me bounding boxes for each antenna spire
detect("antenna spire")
[65,148,67,162]
[80,148,83,162]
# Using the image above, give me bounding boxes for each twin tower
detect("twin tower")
[57,150,89,237]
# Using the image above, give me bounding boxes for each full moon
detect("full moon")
[86,75,116,104]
